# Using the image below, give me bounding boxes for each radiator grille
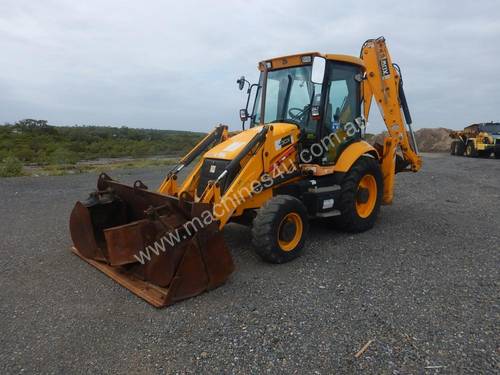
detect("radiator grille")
[196,158,241,197]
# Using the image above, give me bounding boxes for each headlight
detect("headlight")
[301,55,312,64]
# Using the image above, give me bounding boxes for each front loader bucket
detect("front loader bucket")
[69,173,234,308]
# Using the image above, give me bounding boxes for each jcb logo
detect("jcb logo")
[279,135,291,148]
[380,58,390,79]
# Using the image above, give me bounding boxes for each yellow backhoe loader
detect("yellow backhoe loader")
[69,37,421,307]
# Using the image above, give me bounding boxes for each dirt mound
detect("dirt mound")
[369,128,453,152]
[415,128,453,152]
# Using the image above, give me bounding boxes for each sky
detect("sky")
[0,0,499,133]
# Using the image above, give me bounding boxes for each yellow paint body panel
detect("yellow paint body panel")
[205,126,262,160]
[198,124,301,227]
[380,137,397,205]
[261,53,365,71]
[261,52,319,70]
[334,141,379,172]
[325,54,365,68]
[204,124,299,162]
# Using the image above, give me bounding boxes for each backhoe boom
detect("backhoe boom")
[361,37,422,173]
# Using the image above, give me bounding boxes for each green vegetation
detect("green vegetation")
[0,119,377,178]
[0,119,204,163]
[0,156,24,177]
[0,119,205,176]
[38,157,178,176]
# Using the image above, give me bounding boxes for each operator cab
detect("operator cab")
[238,53,365,165]
[478,122,500,135]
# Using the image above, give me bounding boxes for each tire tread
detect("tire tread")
[252,195,308,264]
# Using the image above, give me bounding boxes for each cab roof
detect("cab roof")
[258,52,365,71]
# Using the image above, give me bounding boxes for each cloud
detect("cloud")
[0,0,499,132]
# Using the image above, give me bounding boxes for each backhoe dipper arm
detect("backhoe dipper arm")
[361,37,422,173]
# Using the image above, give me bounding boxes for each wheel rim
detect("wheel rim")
[277,212,303,252]
[355,174,377,218]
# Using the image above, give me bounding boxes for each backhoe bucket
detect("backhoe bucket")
[69,173,234,307]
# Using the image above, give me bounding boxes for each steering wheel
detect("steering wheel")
[288,107,308,121]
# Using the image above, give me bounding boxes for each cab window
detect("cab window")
[253,65,320,137]
[322,62,362,162]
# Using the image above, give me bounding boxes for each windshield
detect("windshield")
[253,66,318,130]
[481,123,500,134]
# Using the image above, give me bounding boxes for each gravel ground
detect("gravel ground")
[0,153,498,374]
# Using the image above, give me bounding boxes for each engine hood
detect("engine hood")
[204,123,299,160]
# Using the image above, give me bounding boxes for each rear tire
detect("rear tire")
[478,150,491,158]
[252,195,309,264]
[450,141,457,155]
[334,157,383,233]
[495,151,500,159]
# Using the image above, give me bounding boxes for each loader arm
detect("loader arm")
[158,124,229,196]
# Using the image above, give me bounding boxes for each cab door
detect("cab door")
[321,62,363,164]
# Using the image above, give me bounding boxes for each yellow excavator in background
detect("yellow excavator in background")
[69,37,421,307]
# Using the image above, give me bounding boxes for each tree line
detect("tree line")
[0,119,205,165]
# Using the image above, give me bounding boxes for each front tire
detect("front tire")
[335,157,383,233]
[252,195,309,264]
[465,142,477,157]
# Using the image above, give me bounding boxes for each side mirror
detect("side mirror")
[237,76,246,91]
[311,56,326,85]
[239,108,248,121]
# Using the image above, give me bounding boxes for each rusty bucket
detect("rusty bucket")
[69,173,234,307]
